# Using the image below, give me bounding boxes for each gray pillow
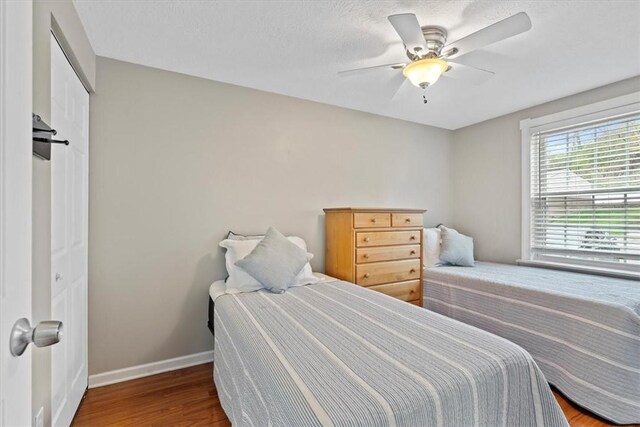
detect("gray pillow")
[235,227,309,293]
[439,226,475,267]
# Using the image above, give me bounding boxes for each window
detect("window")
[521,93,640,278]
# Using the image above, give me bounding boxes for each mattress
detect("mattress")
[213,279,567,426]
[424,262,640,424]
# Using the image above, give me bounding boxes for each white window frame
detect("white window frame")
[519,92,640,279]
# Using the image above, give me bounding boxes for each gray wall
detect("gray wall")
[451,76,640,263]
[87,52,640,378]
[88,57,454,375]
[32,1,95,424]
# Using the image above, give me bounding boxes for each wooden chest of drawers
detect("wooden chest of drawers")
[324,208,425,305]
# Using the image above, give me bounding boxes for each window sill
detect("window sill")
[516,259,640,281]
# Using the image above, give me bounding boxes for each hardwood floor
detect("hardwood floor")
[73,364,230,427]
[74,363,619,426]
[551,389,622,427]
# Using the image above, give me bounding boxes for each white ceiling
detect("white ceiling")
[74,0,640,130]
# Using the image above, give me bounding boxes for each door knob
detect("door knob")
[10,318,63,357]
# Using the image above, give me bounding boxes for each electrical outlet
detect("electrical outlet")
[34,407,43,427]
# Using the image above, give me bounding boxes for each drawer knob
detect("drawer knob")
[410,269,416,273]
[410,235,416,240]
[405,218,411,223]
[371,218,376,223]
[410,250,416,255]
[364,237,370,242]
[363,273,370,279]
[363,254,369,258]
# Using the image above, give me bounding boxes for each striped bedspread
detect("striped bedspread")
[424,262,640,425]
[213,280,567,426]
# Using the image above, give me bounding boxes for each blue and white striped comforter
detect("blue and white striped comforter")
[213,280,567,426]
[424,262,640,425]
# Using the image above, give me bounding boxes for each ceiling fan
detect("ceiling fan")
[339,12,532,99]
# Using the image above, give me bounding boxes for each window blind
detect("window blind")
[530,112,640,270]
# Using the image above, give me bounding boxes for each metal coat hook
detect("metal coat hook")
[33,113,70,160]
[33,136,69,145]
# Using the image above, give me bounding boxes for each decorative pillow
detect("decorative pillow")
[224,231,319,287]
[423,228,442,268]
[439,226,475,267]
[235,227,310,293]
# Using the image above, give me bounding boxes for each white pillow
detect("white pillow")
[219,236,319,293]
[439,226,474,267]
[220,239,264,293]
[423,228,442,268]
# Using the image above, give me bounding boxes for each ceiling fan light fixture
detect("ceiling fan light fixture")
[402,58,448,89]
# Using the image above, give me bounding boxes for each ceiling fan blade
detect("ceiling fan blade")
[388,13,428,55]
[443,61,495,85]
[388,72,408,100]
[392,77,416,101]
[338,62,406,76]
[442,12,531,59]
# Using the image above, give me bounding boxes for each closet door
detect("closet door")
[50,33,89,427]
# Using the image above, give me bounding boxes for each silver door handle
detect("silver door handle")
[9,318,63,357]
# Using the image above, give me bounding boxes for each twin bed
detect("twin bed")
[208,261,638,425]
[209,277,567,426]
[424,262,640,425]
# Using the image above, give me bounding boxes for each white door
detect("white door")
[0,0,33,426]
[50,34,89,427]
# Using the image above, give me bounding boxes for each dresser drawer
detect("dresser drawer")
[353,212,390,228]
[356,245,420,263]
[368,280,421,301]
[356,259,421,286]
[391,213,423,227]
[356,230,420,247]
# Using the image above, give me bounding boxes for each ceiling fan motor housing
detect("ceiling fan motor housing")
[413,26,448,59]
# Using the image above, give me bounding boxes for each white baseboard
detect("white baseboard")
[88,350,214,389]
